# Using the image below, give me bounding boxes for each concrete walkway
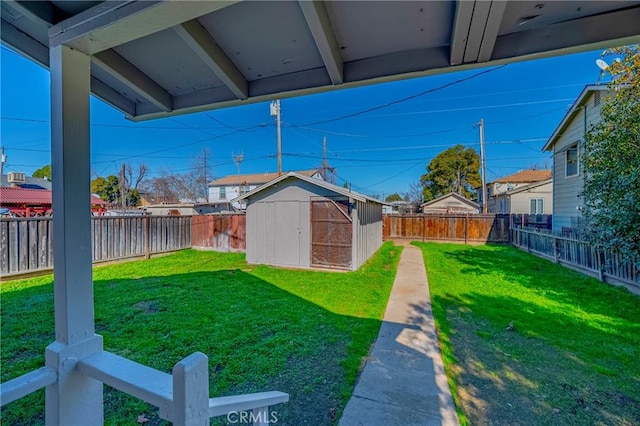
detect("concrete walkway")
[339,244,459,426]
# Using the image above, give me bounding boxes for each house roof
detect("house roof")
[209,170,320,187]
[491,169,552,184]
[0,187,107,205]
[1,174,53,190]
[542,84,610,152]
[2,2,638,122]
[506,178,552,195]
[233,172,385,205]
[421,192,479,209]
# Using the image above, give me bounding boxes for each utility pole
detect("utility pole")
[120,163,127,209]
[270,99,282,175]
[322,137,328,180]
[479,119,488,214]
[202,147,208,201]
[0,146,6,178]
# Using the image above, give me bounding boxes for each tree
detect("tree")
[583,44,640,265]
[91,162,147,207]
[385,193,403,202]
[420,145,481,201]
[32,164,52,180]
[91,175,120,203]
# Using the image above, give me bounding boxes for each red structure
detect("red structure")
[0,187,106,217]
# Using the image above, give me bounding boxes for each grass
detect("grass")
[1,242,401,425]
[415,242,640,426]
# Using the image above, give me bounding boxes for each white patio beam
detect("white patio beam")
[48,0,239,55]
[477,1,508,63]
[173,20,248,100]
[46,44,104,425]
[450,0,475,66]
[462,0,491,63]
[298,0,343,85]
[92,50,173,112]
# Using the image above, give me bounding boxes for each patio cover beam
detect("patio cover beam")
[173,20,249,100]
[48,0,239,55]
[298,0,344,85]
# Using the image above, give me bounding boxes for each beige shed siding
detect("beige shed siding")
[510,181,553,214]
[551,92,604,231]
[352,200,383,270]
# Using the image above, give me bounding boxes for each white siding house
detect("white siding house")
[478,170,552,214]
[421,192,479,214]
[506,179,553,215]
[542,85,610,231]
[208,170,323,209]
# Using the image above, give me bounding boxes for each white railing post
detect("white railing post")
[46,44,103,425]
[171,352,210,426]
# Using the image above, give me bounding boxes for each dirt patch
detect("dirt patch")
[446,309,640,425]
[132,300,161,314]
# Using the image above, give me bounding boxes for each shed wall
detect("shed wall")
[352,200,383,270]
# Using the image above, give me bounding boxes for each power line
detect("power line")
[303,65,508,126]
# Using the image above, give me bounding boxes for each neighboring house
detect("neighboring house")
[0,187,106,217]
[478,169,552,214]
[209,169,323,209]
[506,178,553,215]
[234,172,384,271]
[421,192,479,214]
[1,172,52,190]
[542,85,610,232]
[382,200,413,214]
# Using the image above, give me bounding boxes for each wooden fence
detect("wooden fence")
[1,216,191,276]
[511,227,639,290]
[383,214,510,243]
[191,214,246,252]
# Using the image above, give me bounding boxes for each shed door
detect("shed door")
[310,199,352,269]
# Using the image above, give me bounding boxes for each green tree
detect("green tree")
[385,193,403,202]
[32,164,52,180]
[91,175,120,203]
[420,145,481,201]
[583,44,640,265]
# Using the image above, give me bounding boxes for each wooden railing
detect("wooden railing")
[0,216,192,276]
[511,227,639,290]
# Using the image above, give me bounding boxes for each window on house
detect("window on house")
[219,187,226,199]
[566,144,579,177]
[530,198,544,214]
[239,185,251,195]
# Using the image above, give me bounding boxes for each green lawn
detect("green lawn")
[416,242,640,426]
[1,243,401,425]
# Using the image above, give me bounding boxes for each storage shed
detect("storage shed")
[235,172,384,271]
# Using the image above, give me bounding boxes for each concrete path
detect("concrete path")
[339,244,459,426]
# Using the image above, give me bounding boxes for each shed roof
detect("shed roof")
[209,170,320,186]
[421,192,479,209]
[542,85,611,151]
[233,172,385,205]
[2,2,638,122]
[0,187,107,205]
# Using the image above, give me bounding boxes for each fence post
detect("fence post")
[464,215,469,244]
[171,352,209,426]
[553,237,560,263]
[423,215,426,243]
[144,216,151,259]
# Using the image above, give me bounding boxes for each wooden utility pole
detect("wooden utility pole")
[479,119,488,213]
[322,137,328,180]
[120,163,126,209]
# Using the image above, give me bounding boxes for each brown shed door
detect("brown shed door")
[311,199,352,269]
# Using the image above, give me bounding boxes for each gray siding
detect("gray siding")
[245,178,382,270]
[352,200,383,270]
[551,92,604,231]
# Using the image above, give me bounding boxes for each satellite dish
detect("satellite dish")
[596,59,609,71]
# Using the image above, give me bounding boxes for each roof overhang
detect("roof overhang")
[541,84,611,151]
[3,1,640,122]
[421,192,479,209]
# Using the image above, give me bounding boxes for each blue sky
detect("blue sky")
[1,44,606,198]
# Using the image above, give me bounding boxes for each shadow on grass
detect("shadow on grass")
[1,269,386,426]
[416,243,640,425]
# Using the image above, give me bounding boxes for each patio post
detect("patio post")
[45,44,104,425]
